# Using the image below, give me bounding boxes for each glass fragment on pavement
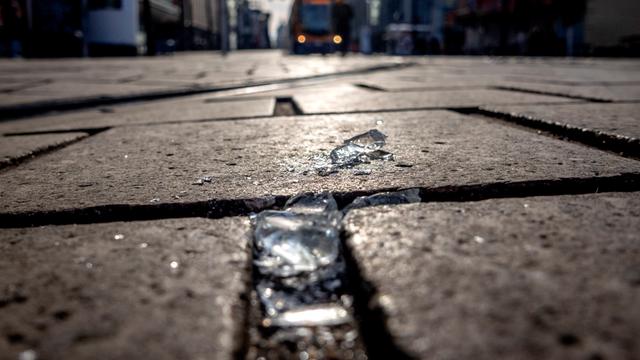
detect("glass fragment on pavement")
[316,129,395,176]
[251,193,349,324]
[343,188,421,212]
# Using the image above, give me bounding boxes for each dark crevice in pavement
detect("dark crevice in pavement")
[2,173,640,228]
[241,194,407,360]
[273,97,303,116]
[491,85,612,103]
[1,102,586,137]
[3,127,110,137]
[244,252,368,359]
[340,228,414,360]
[263,101,586,118]
[0,196,288,228]
[505,78,640,87]
[370,85,492,92]
[233,246,254,360]
[354,83,387,91]
[0,62,412,122]
[0,128,110,171]
[452,108,640,160]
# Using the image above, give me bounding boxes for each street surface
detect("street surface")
[1,50,639,360]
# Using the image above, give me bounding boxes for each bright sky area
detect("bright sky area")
[253,0,293,42]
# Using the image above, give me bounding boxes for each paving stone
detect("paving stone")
[410,59,640,84]
[0,217,250,360]
[0,83,193,109]
[225,82,365,105]
[1,110,639,214]
[345,67,518,90]
[0,96,275,134]
[355,78,495,91]
[294,88,575,113]
[343,192,640,360]
[500,82,640,101]
[0,52,401,111]
[481,103,640,141]
[0,132,88,167]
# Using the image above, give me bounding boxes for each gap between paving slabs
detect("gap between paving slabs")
[490,85,612,103]
[0,62,412,122]
[4,120,640,228]
[245,190,420,359]
[0,128,110,171]
[451,108,640,160]
[2,173,640,228]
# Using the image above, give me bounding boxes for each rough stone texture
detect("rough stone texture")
[406,58,640,83]
[344,66,533,91]
[0,82,190,108]
[0,51,400,110]
[500,83,640,101]
[343,192,640,360]
[0,217,250,360]
[294,88,575,113]
[0,132,88,167]
[0,96,275,134]
[2,110,639,214]
[481,103,640,141]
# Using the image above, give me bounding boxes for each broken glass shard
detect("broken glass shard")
[252,193,342,277]
[327,129,393,170]
[270,304,352,327]
[353,169,372,176]
[344,129,387,150]
[252,193,350,322]
[343,188,421,212]
[284,192,338,214]
[368,149,394,161]
[256,260,346,317]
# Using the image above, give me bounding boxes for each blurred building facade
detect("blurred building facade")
[2,0,639,56]
[367,0,640,56]
[369,0,448,54]
[0,0,229,57]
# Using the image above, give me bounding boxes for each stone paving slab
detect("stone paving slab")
[0,217,250,360]
[0,96,275,134]
[355,78,495,91]
[480,103,640,141]
[2,110,640,214]
[230,82,359,99]
[409,58,640,83]
[0,52,400,110]
[0,132,88,167]
[499,82,640,101]
[0,82,192,108]
[294,88,576,113]
[343,192,640,360]
[344,67,525,90]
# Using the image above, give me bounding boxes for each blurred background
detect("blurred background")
[0,0,638,58]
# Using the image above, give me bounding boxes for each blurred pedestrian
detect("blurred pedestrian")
[332,0,352,55]
[0,0,23,57]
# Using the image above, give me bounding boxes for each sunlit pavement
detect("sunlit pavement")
[1,50,640,359]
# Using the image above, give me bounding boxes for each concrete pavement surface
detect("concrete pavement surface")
[0,51,639,360]
[344,193,640,360]
[0,218,250,360]
[481,103,640,142]
[0,96,275,134]
[497,82,640,102]
[0,132,87,168]
[2,110,640,215]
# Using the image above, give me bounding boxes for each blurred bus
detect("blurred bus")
[290,0,341,54]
